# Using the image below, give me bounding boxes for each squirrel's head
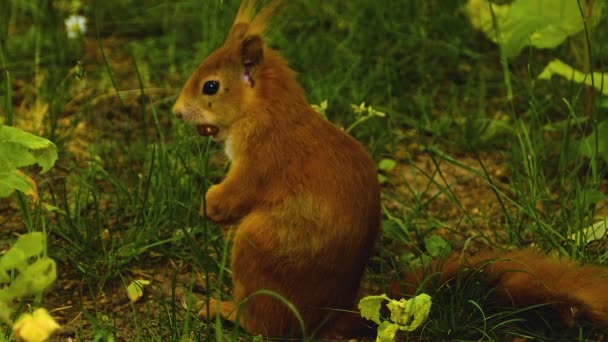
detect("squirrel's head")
[172,0,280,142]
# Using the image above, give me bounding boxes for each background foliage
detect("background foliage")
[1,0,607,341]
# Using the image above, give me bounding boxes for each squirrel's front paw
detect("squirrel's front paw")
[204,185,230,223]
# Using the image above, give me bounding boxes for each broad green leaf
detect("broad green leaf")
[538,59,608,96]
[464,0,604,58]
[424,235,451,257]
[0,171,32,198]
[0,170,38,200]
[13,258,57,294]
[0,125,57,173]
[381,219,407,241]
[360,293,432,340]
[0,287,12,303]
[12,232,46,259]
[27,258,57,293]
[0,248,26,271]
[376,321,399,342]
[0,142,36,173]
[408,254,433,268]
[0,232,58,325]
[0,270,10,284]
[386,294,432,332]
[358,294,390,325]
[0,300,13,325]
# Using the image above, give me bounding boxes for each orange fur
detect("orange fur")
[174,0,608,338]
[396,249,608,327]
[173,0,379,338]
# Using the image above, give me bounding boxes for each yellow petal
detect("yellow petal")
[13,308,60,342]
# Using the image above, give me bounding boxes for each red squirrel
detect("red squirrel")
[172,0,380,337]
[172,0,608,338]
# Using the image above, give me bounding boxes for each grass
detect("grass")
[1,0,608,341]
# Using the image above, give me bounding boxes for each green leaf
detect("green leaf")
[386,294,432,332]
[377,321,399,342]
[424,235,451,257]
[358,294,390,325]
[9,260,54,298]
[12,232,46,259]
[0,171,35,198]
[18,258,57,293]
[538,59,608,97]
[381,219,407,241]
[359,293,432,340]
[464,0,604,58]
[0,233,47,280]
[378,159,397,171]
[0,300,13,325]
[0,270,10,284]
[0,248,26,271]
[0,125,57,173]
[0,142,36,173]
[0,287,12,303]
[408,254,433,268]
[126,279,151,303]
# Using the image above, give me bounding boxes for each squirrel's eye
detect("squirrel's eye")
[202,80,220,95]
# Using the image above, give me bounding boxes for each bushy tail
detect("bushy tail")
[393,249,608,327]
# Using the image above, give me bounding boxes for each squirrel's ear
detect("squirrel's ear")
[241,35,263,87]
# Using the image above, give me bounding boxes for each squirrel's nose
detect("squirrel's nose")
[172,103,183,119]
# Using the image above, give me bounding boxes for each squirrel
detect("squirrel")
[172,0,608,338]
[172,0,380,337]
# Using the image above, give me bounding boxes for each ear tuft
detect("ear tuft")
[230,23,249,40]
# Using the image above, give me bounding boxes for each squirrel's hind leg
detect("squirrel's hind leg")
[196,298,237,323]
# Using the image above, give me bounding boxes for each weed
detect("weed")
[1,0,608,341]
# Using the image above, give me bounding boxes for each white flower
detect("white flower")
[64,15,87,39]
